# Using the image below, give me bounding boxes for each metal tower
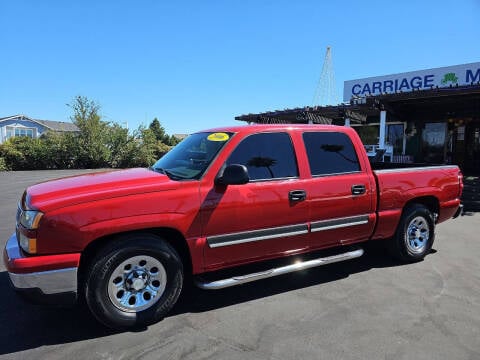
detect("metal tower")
[312,46,338,106]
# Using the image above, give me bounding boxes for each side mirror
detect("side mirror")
[215,164,249,186]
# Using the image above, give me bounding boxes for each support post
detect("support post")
[379,110,387,149]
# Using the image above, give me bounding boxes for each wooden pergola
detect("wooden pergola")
[235,84,480,126]
[235,104,372,125]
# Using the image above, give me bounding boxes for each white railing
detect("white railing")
[364,144,394,161]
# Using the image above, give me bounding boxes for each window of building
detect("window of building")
[226,132,298,181]
[354,125,379,145]
[303,132,360,176]
[353,123,406,155]
[387,124,405,155]
[422,122,446,163]
[6,126,36,140]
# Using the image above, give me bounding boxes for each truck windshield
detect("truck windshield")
[151,132,233,180]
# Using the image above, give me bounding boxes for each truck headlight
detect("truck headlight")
[17,209,43,254]
[19,210,43,230]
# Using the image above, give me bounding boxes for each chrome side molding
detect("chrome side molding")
[195,248,364,290]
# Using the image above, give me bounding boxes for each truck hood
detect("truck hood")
[26,168,180,212]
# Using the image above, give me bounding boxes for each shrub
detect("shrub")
[1,97,178,170]
[0,156,7,171]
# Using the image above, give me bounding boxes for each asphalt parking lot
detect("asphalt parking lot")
[1,170,479,360]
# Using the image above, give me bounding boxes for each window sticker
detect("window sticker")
[207,132,230,142]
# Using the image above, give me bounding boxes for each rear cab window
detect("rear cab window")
[302,131,361,176]
[226,132,298,181]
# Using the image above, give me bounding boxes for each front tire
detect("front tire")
[390,204,435,262]
[84,233,183,329]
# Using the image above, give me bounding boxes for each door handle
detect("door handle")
[351,184,366,195]
[289,190,307,202]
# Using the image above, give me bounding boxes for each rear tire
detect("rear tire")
[84,233,183,329]
[389,204,435,262]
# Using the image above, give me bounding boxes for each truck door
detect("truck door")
[201,132,310,271]
[302,131,376,248]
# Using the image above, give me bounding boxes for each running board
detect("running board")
[195,248,364,290]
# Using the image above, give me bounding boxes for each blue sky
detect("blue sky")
[1,1,479,135]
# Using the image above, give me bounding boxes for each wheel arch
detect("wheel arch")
[78,227,192,294]
[403,196,439,221]
[388,196,437,262]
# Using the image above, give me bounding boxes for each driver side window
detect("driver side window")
[226,132,298,181]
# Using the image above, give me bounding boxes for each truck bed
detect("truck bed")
[370,163,462,240]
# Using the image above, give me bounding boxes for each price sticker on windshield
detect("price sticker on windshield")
[207,132,230,142]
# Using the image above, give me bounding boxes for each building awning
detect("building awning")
[362,84,480,120]
[235,83,480,126]
[235,104,372,125]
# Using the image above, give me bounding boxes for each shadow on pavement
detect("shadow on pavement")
[171,242,402,315]
[0,272,117,354]
[0,244,407,355]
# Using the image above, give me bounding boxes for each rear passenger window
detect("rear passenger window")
[226,132,298,181]
[303,132,360,176]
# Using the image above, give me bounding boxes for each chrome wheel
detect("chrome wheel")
[405,216,430,254]
[107,255,167,313]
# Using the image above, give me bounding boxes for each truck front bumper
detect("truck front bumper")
[3,233,80,305]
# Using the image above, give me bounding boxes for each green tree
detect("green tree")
[41,131,77,169]
[148,118,179,146]
[149,118,167,142]
[69,95,111,168]
[133,127,158,167]
[168,134,180,146]
[106,123,136,168]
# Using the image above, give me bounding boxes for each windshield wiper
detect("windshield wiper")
[150,167,183,180]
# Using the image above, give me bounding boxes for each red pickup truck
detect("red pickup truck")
[4,125,463,328]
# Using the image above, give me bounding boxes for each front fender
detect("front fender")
[79,212,189,242]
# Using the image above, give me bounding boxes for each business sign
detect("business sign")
[343,62,480,102]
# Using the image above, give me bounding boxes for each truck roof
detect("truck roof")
[199,124,346,135]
